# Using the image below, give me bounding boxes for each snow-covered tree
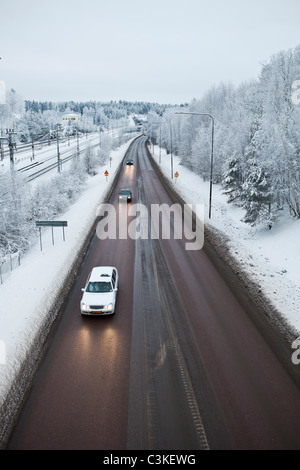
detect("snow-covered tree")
[241,162,275,228]
[165,44,300,226]
[83,147,99,176]
[223,157,243,204]
[0,170,32,256]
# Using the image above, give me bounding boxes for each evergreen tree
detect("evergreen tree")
[241,162,275,229]
[223,157,243,204]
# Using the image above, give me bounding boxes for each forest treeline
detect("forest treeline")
[0,43,299,259]
[151,44,300,227]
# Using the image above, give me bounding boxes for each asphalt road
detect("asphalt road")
[7,136,300,450]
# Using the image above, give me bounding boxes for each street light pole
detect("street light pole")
[150,120,173,178]
[175,112,214,219]
[170,123,173,179]
[159,126,162,164]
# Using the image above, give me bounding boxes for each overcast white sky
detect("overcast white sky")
[0,0,299,104]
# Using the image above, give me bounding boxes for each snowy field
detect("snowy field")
[152,145,300,335]
[0,137,300,430]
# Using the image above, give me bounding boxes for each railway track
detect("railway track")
[21,142,101,182]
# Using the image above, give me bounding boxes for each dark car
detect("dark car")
[126,159,134,165]
[119,188,132,202]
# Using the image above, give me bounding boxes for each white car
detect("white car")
[80,266,118,315]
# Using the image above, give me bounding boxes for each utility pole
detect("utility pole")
[5,128,17,168]
[0,139,4,161]
[56,123,61,173]
[76,128,80,157]
[0,129,4,161]
[31,138,35,161]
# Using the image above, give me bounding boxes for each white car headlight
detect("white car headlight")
[104,303,113,310]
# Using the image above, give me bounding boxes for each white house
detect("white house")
[61,113,81,124]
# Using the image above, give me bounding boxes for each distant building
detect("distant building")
[61,113,81,124]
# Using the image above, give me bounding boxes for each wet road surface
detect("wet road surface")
[7,136,300,450]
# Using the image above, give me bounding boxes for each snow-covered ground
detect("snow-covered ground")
[152,145,300,334]
[0,138,299,441]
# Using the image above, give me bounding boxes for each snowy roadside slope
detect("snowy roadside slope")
[152,146,300,337]
[0,139,134,444]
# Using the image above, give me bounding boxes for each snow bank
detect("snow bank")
[0,138,135,447]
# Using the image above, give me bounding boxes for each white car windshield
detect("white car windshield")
[86,281,112,293]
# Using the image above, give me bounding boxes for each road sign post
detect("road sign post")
[36,221,68,251]
[104,170,109,182]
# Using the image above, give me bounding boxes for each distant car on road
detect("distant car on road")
[80,266,118,315]
[119,188,132,202]
[126,159,134,165]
